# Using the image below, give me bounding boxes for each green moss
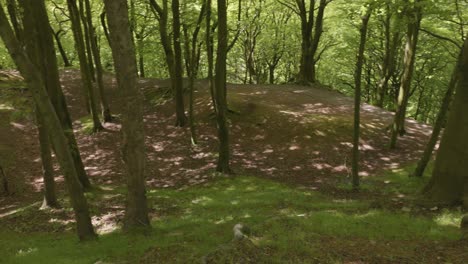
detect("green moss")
[0,175,462,263]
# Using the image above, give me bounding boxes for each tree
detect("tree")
[279,0,331,84]
[412,51,460,177]
[103,0,151,232]
[82,0,112,122]
[0,3,96,241]
[375,4,402,108]
[66,0,103,132]
[172,0,187,127]
[389,0,422,148]
[149,0,186,127]
[20,0,92,191]
[183,0,207,145]
[352,3,372,190]
[423,35,468,207]
[214,0,232,174]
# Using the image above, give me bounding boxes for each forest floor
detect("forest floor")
[0,69,466,263]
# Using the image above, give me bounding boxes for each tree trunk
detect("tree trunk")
[423,36,468,208]
[36,112,59,208]
[21,0,92,190]
[6,0,22,42]
[84,0,112,122]
[172,0,187,127]
[52,29,72,67]
[104,0,151,232]
[376,5,401,108]
[389,1,421,149]
[352,7,372,190]
[67,0,103,132]
[295,0,328,84]
[206,0,217,114]
[0,4,96,241]
[0,164,9,195]
[412,52,461,177]
[214,0,232,174]
[78,0,96,82]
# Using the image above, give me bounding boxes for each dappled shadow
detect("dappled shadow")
[0,69,434,231]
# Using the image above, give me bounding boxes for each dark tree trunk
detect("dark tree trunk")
[36,112,59,208]
[390,1,421,149]
[6,0,22,42]
[294,0,328,84]
[183,1,206,145]
[78,0,95,82]
[0,4,96,241]
[351,7,372,190]
[376,5,401,108]
[423,36,468,208]
[172,0,187,127]
[100,10,111,47]
[412,52,461,177]
[104,0,151,232]
[22,0,92,190]
[84,0,112,122]
[214,0,232,174]
[67,0,103,132]
[0,164,9,195]
[52,29,72,67]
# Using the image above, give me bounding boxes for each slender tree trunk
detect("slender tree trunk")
[22,0,92,190]
[214,0,232,174]
[100,10,111,47]
[352,7,372,190]
[78,0,95,82]
[0,164,8,195]
[412,53,461,177]
[269,65,275,84]
[423,36,468,207]
[206,0,217,114]
[183,1,206,145]
[84,0,112,122]
[0,5,96,240]
[172,0,187,127]
[104,0,151,232]
[52,29,72,67]
[67,0,103,132]
[389,2,421,149]
[6,0,22,42]
[36,112,59,208]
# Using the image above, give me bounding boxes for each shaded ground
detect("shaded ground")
[1,69,459,263]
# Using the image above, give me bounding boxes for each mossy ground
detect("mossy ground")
[0,170,465,264]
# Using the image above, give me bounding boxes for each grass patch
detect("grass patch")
[0,176,463,263]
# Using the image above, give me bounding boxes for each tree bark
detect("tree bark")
[0,4,96,241]
[389,1,421,149]
[423,36,468,208]
[412,52,461,177]
[52,29,72,67]
[67,0,103,132]
[206,0,217,114]
[376,6,401,108]
[0,164,9,195]
[104,0,151,232]
[172,0,187,127]
[21,0,92,190]
[352,6,372,190]
[36,112,59,208]
[84,0,112,122]
[214,0,232,174]
[294,0,328,84]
